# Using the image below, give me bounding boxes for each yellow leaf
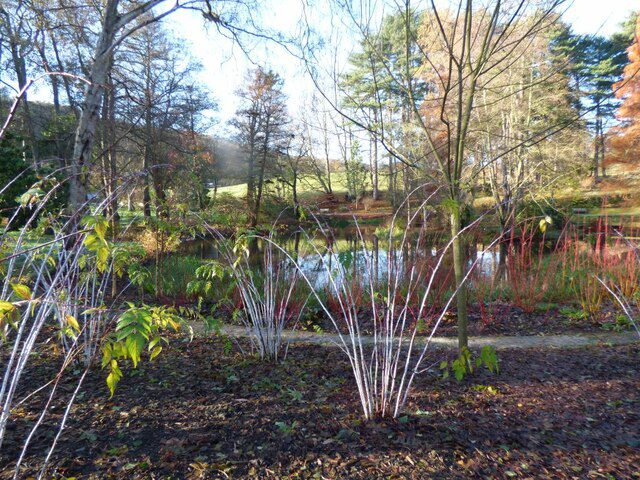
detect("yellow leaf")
[94,219,108,240]
[97,246,109,272]
[0,300,15,315]
[83,233,99,250]
[11,283,31,300]
[539,216,552,233]
[539,219,547,233]
[66,314,80,332]
[149,345,162,361]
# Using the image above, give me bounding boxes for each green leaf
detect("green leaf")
[149,345,162,361]
[480,346,499,374]
[102,305,186,396]
[125,335,145,368]
[106,360,122,397]
[148,337,160,351]
[101,345,113,369]
[453,360,465,382]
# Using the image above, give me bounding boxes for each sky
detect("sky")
[161,0,639,134]
[563,0,636,35]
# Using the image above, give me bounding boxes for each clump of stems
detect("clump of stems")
[0,171,137,478]
[203,222,307,362]
[269,188,499,419]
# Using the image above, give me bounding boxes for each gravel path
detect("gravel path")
[192,323,640,350]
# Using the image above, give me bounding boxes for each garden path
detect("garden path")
[193,324,640,350]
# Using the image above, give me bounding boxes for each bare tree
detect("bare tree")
[232,67,289,227]
[65,0,255,215]
[0,0,40,159]
[300,96,336,195]
[275,127,308,218]
[306,0,568,350]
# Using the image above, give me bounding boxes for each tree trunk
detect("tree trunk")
[143,139,152,217]
[592,107,601,184]
[143,182,152,217]
[153,171,168,219]
[292,172,299,219]
[252,119,271,228]
[599,119,606,177]
[372,109,379,200]
[252,150,268,228]
[127,189,135,211]
[246,116,257,218]
[450,207,469,351]
[68,0,120,214]
[496,236,508,282]
[325,154,333,194]
[388,156,396,207]
[11,51,39,162]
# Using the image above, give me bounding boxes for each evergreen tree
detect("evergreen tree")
[554,13,637,179]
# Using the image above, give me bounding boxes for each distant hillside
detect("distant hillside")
[211,138,247,185]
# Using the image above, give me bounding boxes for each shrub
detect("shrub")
[280,189,499,419]
[206,192,247,226]
[135,220,181,257]
[198,225,308,363]
[505,222,561,313]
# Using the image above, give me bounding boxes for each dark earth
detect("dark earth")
[299,302,635,337]
[1,337,639,479]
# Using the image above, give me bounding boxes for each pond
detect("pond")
[179,225,504,291]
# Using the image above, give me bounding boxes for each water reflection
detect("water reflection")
[181,226,503,291]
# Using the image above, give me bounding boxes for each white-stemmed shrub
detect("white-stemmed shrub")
[268,189,498,419]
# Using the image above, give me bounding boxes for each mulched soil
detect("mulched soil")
[448,302,631,336]
[305,302,633,337]
[1,338,639,479]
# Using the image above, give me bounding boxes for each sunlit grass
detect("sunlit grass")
[215,171,392,201]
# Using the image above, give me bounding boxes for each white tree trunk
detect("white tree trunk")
[69,0,120,212]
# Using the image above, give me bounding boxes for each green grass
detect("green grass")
[153,255,205,298]
[118,209,147,227]
[576,205,640,218]
[215,183,248,197]
[215,172,391,202]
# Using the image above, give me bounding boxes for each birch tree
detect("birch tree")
[65,0,254,216]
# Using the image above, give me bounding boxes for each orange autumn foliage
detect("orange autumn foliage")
[608,17,640,166]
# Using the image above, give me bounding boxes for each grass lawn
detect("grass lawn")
[215,172,391,202]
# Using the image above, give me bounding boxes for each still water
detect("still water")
[181,226,502,290]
